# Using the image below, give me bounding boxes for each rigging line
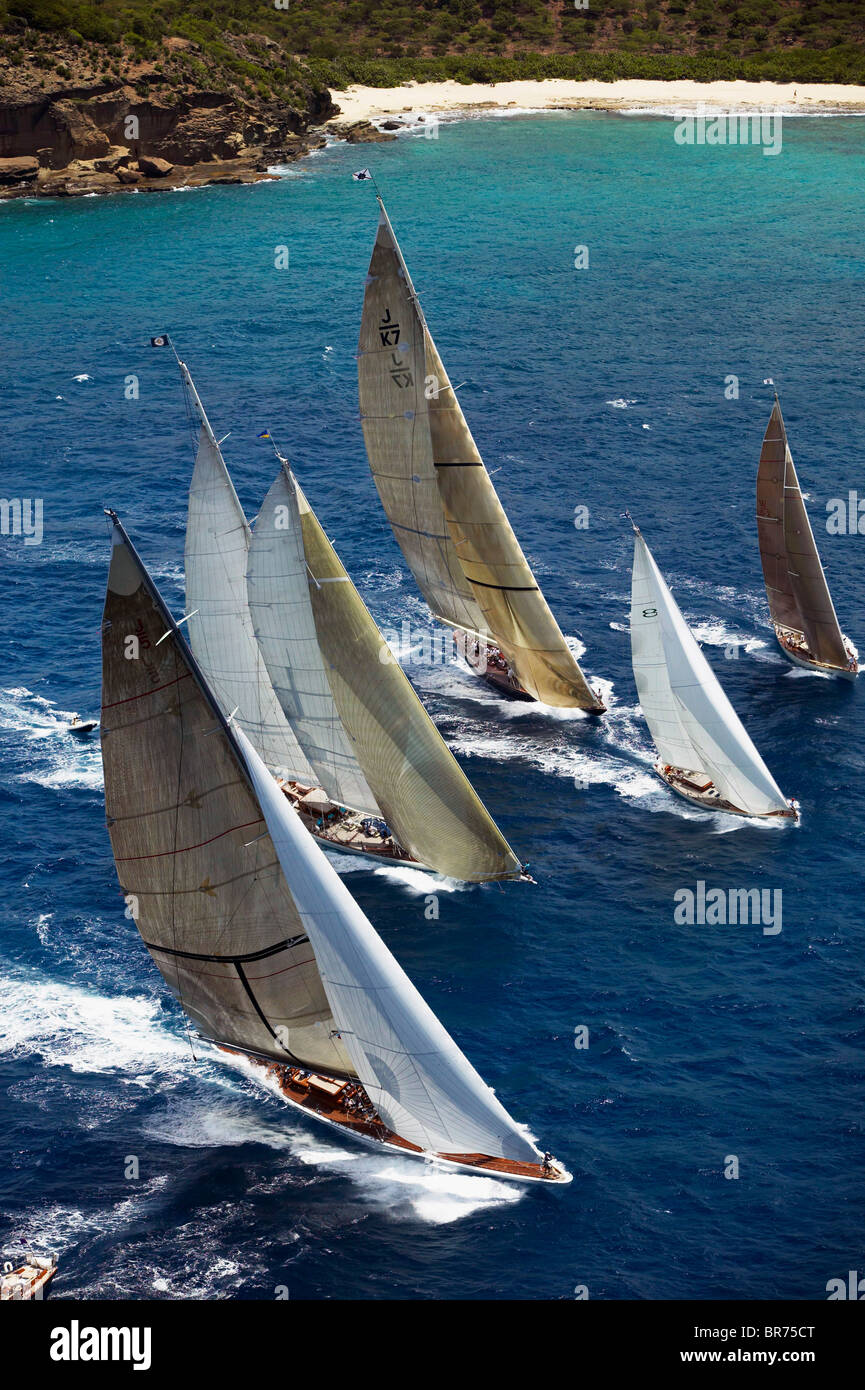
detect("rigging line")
[174,348,201,462]
[166,639,197,1062]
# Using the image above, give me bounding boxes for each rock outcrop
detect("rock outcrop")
[0,32,340,201]
[329,120,398,144]
[0,154,38,185]
[137,154,173,177]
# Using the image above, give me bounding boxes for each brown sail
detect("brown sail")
[100,513,355,1078]
[757,398,849,670]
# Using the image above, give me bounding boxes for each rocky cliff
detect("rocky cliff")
[0,30,342,199]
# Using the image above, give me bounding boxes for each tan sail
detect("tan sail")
[757,398,849,669]
[358,204,486,635]
[101,515,355,1077]
[295,480,524,882]
[359,199,603,710]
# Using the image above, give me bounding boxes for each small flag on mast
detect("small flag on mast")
[256,431,271,439]
[353,169,372,181]
[150,335,169,347]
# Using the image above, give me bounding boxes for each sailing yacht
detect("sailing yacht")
[178,356,526,884]
[757,396,858,678]
[358,195,606,713]
[630,524,798,821]
[100,514,568,1184]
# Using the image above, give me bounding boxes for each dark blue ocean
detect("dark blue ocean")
[1,110,863,1301]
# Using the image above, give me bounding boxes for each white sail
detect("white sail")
[631,532,789,817]
[182,369,317,783]
[234,723,540,1163]
[247,464,380,814]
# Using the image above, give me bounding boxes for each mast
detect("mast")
[630,528,790,817]
[358,197,604,710]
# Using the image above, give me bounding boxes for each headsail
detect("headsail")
[631,530,790,817]
[757,398,848,668]
[237,723,541,1162]
[101,516,353,1076]
[359,198,602,710]
[248,462,524,883]
[247,464,380,816]
[182,365,317,783]
[101,515,541,1163]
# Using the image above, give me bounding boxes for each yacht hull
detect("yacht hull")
[774,626,858,680]
[454,632,605,712]
[656,763,798,822]
[221,1047,571,1185]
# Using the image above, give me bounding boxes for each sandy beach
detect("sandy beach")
[329,78,865,124]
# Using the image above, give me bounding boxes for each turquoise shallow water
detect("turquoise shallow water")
[0,111,863,1299]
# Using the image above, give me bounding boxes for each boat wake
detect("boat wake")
[322,849,468,896]
[1,967,522,1226]
[182,1050,528,1224]
[0,687,102,792]
[0,970,186,1077]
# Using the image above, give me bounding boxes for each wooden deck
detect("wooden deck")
[222,1048,568,1182]
[278,781,418,865]
[774,624,859,678]
[658,763,798,821]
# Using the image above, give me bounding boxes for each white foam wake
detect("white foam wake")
[2,965,522,1223]
[0,686,102,791]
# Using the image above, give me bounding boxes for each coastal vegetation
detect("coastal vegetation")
[1,1,864,88]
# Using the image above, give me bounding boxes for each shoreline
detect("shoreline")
[328,78,865,124]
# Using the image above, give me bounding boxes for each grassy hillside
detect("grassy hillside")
[2,0,865,87]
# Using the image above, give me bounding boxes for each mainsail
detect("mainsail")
[101,515,352,1076]
[358,197,603,710]
[101,515,541,1164]
[757,398,848,668]
[246,464,380,817]
[630,530,790,817]
[182,365,316,783]
[248,463,523,882]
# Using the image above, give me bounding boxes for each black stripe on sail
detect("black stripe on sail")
[235,961,284,1045]
[433,462,485,468]
[142,932,309,965]
[466,579,540,592]
[209,1038,357,1084]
